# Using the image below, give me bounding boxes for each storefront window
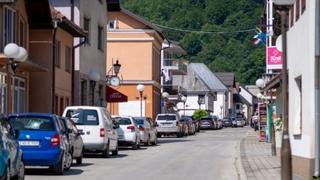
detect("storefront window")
[13,77,26,113]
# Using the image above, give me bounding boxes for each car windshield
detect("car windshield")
[9,116,55,131]
[118,118,132,125]
[201,118,212,121]
[157,115,176,121]
[133,118,144,125]
[65,109,99,125]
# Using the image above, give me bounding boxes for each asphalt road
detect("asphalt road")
[26,127,250,180]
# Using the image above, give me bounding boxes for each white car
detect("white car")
[134,117,158,146]
[155,114,183,138]
[62,106,119,158]
[113,116,141,150]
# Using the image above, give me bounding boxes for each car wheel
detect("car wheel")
[177,132,183,138]
[145,136,151,146]
[4,163,10,180]
[157,133,161,138]
[76,150,83,165]
[64,151,72,170]
[12,161,25,180]
[52,154,64,175]
[151,137,157,146]
[132,139,138,150]
[102,142,110,158]
[112,143,119,156]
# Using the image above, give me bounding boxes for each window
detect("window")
[65,46,72,73]
[19,19,26,48]
[294,76,302,135]
[60,97,64,116]
[295,0,300,21]
[55,40,61,67]
[301,0,306,13]
[0,73,7,114]
[81,80,87,105]
[108,20,117,30]
[3,7,16,46]
[55,95,59,115]
[98,84,103,106]
[84,18,90,44]
[13,77,26,113]
[97,26,104,51]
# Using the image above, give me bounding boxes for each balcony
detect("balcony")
[163,58,187,75]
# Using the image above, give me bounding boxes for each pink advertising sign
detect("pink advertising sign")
[267,46,282,70]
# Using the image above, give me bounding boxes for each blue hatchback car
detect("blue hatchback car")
[8,113,70,175]
[0,114,24,180]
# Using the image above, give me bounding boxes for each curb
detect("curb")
[236,130,249,180]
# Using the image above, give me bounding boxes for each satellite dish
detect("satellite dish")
[276,35,283,52]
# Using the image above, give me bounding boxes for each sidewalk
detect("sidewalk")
[240,130,281,180]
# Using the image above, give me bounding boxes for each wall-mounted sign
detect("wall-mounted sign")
[106,86,128,102]
[267,46,282,70]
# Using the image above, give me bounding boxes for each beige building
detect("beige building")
[106,7,165,119]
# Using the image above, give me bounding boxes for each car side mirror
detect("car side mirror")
[77,131,85,136]
[13,129,20,139]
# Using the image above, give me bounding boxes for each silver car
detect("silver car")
[155,114,183,138]
[134,117,158,145]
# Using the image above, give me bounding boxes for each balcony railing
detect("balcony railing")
[163,58,187,75]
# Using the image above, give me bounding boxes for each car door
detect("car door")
[69,120,83,157]
[147,118,156,141]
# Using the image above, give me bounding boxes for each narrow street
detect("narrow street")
[26,128,250,180]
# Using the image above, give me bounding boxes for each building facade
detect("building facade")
[106,8,165,119]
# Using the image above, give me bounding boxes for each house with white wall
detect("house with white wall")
[215,73,236,117]
[176,63,227,117]
[272,0,320,178]
[49,0,107,106]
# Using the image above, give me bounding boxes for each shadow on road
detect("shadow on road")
[158,138,192,144]
[26,168,84,176]
[84,153,128,159]
[119,147,148,151]
[72,162,94,167]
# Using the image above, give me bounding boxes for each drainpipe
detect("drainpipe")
[52,20,59,114]
[72,37,86,105]
[71,0,74,22]
[314,1,320,177]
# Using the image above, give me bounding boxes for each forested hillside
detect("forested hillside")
[122,0,265,85]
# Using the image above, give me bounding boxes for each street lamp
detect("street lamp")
[181,96,187,116]
[162,92,169,113]
[256,78,265,88]
[273,0,294,179]
[106,59,121,87]
[89,70,101,106]
[3,43,28,114]
[137,84,145,116]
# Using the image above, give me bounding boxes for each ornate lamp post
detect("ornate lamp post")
[3,43,28,114]
[273,0,294,179]
[137,84,145,117]
[162,92,169,113]
[181,96,187,116]
[88,70,101,106]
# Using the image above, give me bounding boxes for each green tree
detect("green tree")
[193,109,208,121]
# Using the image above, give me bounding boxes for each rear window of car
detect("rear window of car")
[133,118,144,125]
[200,118,213,121]
[65,109,99,125]
[9,117,55,131]
[118,118,132,125]
[157,115,176,121]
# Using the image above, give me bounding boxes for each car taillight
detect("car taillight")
[139,126,145,131]
[100,128,105,137]
[127,125,135,132]
[51,134,60,147]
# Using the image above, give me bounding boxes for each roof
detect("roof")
[163,40,187,55]
[190,63,228,92]
[51,8,86,37]
[25,0,52,29]
[120,8,165,40]
[214,72,235,88]
[262,73,281,91]
[8,113,56,117]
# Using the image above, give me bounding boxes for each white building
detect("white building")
[49,0,107,106]
[277,0,320,178]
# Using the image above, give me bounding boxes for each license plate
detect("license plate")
[19,141,39,146]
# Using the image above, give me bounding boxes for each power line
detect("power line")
[153,22,257,34]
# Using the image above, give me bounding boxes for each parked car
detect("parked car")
[179,118,189,136]
[222,117,232,127]
[133,117,157,146]
[200,117,215,130]
[8,113,71,175]
[231,117,237,128]
[182,115,199,133]
[63,106,119,158]
[181,116,195,135]
[236,117,245,127]
[217,119,223,129]
[134,117,158,145]
[155,114,183,138]
[61,117,84,164]
[0,114,25,180]
[113,116,141,150]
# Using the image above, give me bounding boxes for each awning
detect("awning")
[106,86,128,102]
[0,54,48,72]
[262,73,281,91]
